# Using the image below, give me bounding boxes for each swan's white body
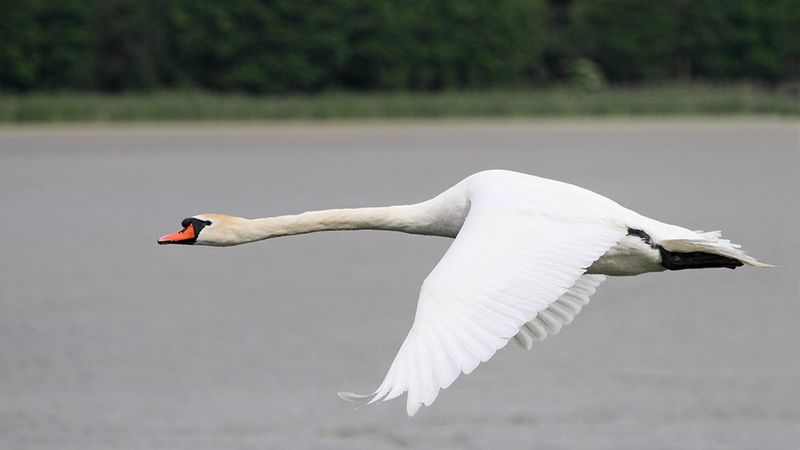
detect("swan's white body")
[159,170,769,416]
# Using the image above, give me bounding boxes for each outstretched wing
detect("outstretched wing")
[340,203,626,416]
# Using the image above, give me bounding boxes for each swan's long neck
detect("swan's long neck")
[252,205,441,238]
[204,181,470,246]
[213,196,467,246]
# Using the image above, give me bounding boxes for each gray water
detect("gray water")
[1,120,798,449]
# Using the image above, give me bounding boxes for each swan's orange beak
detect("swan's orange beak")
[158,223,196,245]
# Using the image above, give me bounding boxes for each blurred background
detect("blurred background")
[0,0,798,119]
[0,1,798,450]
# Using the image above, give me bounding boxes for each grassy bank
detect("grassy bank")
[0,84,796,123]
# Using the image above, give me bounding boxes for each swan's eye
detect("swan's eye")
[204,220,212,226]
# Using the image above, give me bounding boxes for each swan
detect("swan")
[157,170,771,416]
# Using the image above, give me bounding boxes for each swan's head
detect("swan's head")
[158,214,248,247]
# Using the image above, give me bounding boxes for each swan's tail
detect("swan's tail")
[659,230,774,270]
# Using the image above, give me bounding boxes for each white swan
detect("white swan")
[158,170,771,416]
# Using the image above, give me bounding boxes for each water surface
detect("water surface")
[1,120,797,449]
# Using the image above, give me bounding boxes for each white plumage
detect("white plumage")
[158,170,771,416]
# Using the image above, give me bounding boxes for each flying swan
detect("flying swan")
[158,170,771,416]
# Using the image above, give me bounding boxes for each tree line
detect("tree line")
[1,0,797,93]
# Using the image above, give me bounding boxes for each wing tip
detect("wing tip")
[339,391,425,417]
[337,391,376,403]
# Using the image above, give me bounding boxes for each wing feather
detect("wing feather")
[513,274,607,350]
[339,202,626,416]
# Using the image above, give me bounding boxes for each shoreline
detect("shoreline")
[0,116,796,135]
[1,85,796,124]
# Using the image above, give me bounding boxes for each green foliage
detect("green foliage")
[571,0,678,81]
[94,0,173,91]
[0,0,797,93]
[167,0,350,92]
[0,0,40,90]
[164,0,548,92]
[0,0,92,90]
[570,0,800,83]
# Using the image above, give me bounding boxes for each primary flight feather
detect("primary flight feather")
[158,170,771,416]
